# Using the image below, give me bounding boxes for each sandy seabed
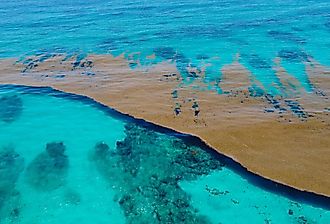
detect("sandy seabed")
[0,53,329,196]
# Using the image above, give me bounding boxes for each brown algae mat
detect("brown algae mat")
[0,53,329,196]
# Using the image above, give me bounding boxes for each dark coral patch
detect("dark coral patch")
[0,146,24,217]
[25,142,69,191]
[90,124,223,223]
[89,142,115,177]
[45,142,67,158]
[0,146,24,195]
[0,95,23,123]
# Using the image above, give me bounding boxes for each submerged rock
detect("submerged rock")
[46,142,66,158]
[0,146,24,194]
[0,146,24,219]
[90,124,223,223]
[25,142,69,191]
[89,142,123,181]
[0,189,22,222]
[0,95,23,123]
[94,142,111,159]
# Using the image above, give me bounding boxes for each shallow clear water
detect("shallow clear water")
[1,0,330,94]
[0,86,329,223]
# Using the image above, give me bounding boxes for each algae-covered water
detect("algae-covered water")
[0,85,329,224]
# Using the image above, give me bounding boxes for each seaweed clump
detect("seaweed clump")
[90,123,224,224]
[0,95,23,123]
[25,142,69,191]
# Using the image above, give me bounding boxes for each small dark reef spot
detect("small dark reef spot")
[0,146,24,219]
[25,142,69,191]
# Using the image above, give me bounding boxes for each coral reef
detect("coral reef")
[90,123,224,224]
[25,142,69,191]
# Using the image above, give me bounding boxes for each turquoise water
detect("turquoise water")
[0,85,329,223]
[1,0,330,94]
[1,1,330,223]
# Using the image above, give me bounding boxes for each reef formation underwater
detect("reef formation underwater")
[90,123,223,224]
